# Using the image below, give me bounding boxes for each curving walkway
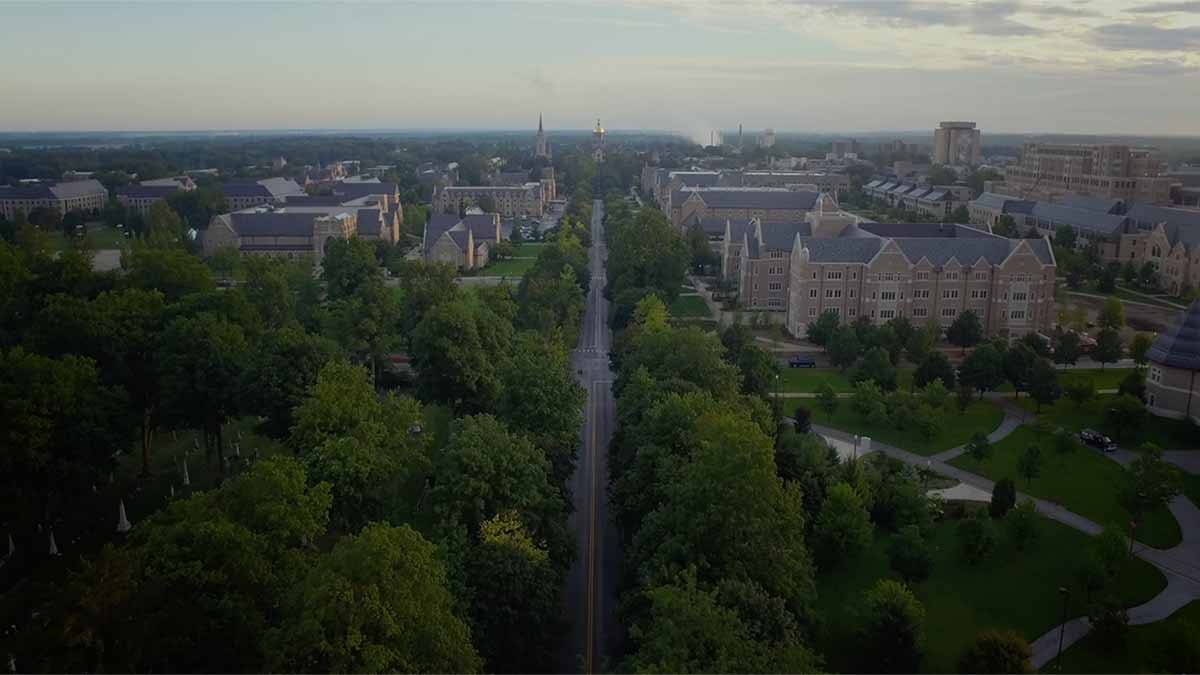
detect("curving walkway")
[812,415,1200,668]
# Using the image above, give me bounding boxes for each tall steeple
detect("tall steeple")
[538,113,543,133]
[535,113,550,159]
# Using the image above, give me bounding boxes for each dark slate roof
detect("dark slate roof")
[759,222,811,251]
[798,237,884,263]
[1022,237,1056,265]
[426,214,461,241]
[285,195,347,205]
[356,209,381,236]
[1006,200,1037,215]
[692,216,732,236]
[971,192,1013,210]
[729,219,755,244]
[229,212,317,236]
[333,181,398,200]
[118,185,179,199]
[1125,202,1200,230]
[222,182,272,198]
[1056,193,1124,214]
[673,172,721,187]
[462,214,499,241]
[858,222,995,239]
[1147,300,1200,371]
[891,238,1013,265]
[696,189,819,210]
[1027,203,1128,236]
[0,184,55,199]
[865,179,884,188]
[923,190,948,202]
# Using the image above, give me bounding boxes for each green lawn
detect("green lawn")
[50,225,129,250]
[513,242,547,258]
[950,426,1181,548]
[810,398,1003,456]
[1015,395,1200,450]
[485,257,535,277]
[1055,601,1200,673]
[668,294,712,318]
[816,513,1167,674]
[780,367,915,394]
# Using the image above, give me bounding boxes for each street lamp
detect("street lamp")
[1055,586,1070,671]
[1128,519,1138,558]
[853,435,860,461]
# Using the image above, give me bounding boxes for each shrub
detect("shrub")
[957,512,997,565]
[989,478,1016,518]
[888,525,933,583]
[957,629,1033,674]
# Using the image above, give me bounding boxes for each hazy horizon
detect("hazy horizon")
[3,1,1199,137]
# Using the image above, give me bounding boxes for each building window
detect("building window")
[971,290,989,299]
[809,288,818,299]
[1010,310,1026,320]
[769,282,783,291]
[941,307,957,317]
[945,272,959,280]
[1149,367,1161,383]
[914,289,930,299]
[828,306,840,316]
[768,298,783,308]
[943,289,959,299]
[879,309,896,319]
[812,272,818,279]
[974,272,988,281]
[808,306,817,317]
[825,288,842,299]
[1012,292,1028,302]
[827,271,843,280]
[916,271,930,280]
[848,307,857,317]
[913,307,928,317]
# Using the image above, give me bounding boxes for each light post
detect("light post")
[853,434,860,461]
[1055,586,1070,671]
[1128,518,1138,558]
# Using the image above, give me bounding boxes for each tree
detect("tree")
[242,256,295,327]
[157,312,250,467]
[1130,332,1154,368]
[496,332,586,487]
[1002,344,1038,398]
[466,512,563,673]
[1064,377,1095,408]
[905,323,938,365]
[1118,368,1146,401]
[1008,499,1039,551]
[958,511,997,564]
[142,201,185,243]
[1053,330,1082,367]
[1138,260,1159,289]
[816,381,838,415]
[1099,296,1125,331]
[958,630,1033,674]
[268,523,482,674]
[1054,225,1077,250]
[946,310,983,354]
[960,343,1004,397]
[828,324,860,371]
[993,214,1017,237]
[1089,597,1130,652]
[990,477,1016,518]
[240,326,340,438]
[1121,260,1138,283]
[853,346,898,391]
[813,482,874,569]
[411,299,510,413]
[888,525,933,583]
[1104,394,1145,441]
[956,383,973,412]
[851,380,887,421]
[856,579,925,673]
[807,309,841,347]
[1122,443,1183,523]
[1027,358,1061,412]
[1018,445,1042,486]
[121,245,214,301]
[793,403,812,433]
[1053,427,1081,454]
[322,237,379,301]
[920,379,950,410]
[912,350,955,390]
[774,431,838,522]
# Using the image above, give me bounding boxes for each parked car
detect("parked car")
[1079,428,1117,453]
[788,356,817,368]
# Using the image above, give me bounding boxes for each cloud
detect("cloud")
[1126,1,1200,13]
[1025,4,1101,17]
[1111,59,1200,75]
[1089,22,1200,50]
[809,0,1045,36]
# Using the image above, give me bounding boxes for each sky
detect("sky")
[1,0,1199,136]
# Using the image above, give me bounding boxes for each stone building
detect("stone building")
[202,209,357,262]
[1001,143,1173,204]
[1146,300,1200,424]
[671,188,821,230]
[0,179,108,220]
[933,121,981,166]
[221,177,305,210]
[434,183,544,218]
[423,213,502,269]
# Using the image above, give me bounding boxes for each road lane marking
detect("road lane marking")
[585,381,599,674]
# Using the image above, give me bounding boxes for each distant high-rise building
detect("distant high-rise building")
[534,114,551,159]
[738,124,743,151]
[831,138,858,159]
[758,128,776,149]
[933,121,982,166]
[593,118,606,162]
[1003,142,1172,203]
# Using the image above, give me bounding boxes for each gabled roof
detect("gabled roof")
[694,189,820,210]
[229,212,318,237]
[1125,203,1200,247]
[891,238,1013,266]
[971,192,1013,211]
[798,237,884,263]
[1028,203,1128,236]
[118,184,179,199]
[1147,300,1200,371]
[333,181,398,200]
[356,209,381,236]
[671,172,721,187]
[858,222,999,239]
[758,222,811,252]
[1056,193,1124,214]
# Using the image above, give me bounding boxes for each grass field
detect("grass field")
[779,367,915,394]
[816,513,1167,674]
[513,242,547,258]
[950,426,1181,548]
[809,399,1003,456]
[1054,601,1200,673]
[1015,395,1199,450]
[668,294,712,318]
[485,257,535,277]
[50,225,129,250]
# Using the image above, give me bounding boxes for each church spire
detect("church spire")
[538,113,543,133]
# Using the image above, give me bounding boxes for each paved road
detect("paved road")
[563,199,620,673]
